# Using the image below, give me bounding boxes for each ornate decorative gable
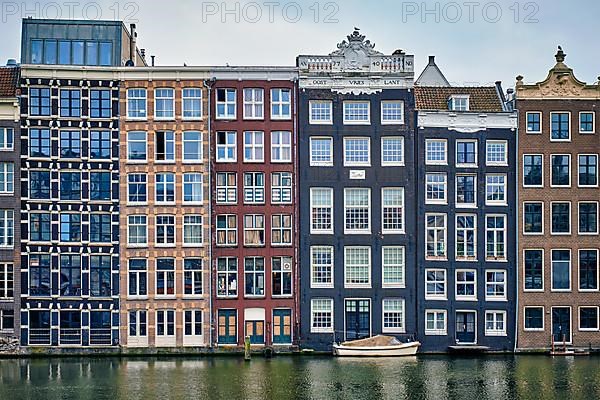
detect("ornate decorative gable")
[329,28,383,70]
[516,46,600,99]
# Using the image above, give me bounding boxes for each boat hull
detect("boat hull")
[333,341,420,357]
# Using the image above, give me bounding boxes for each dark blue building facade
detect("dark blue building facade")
[298,30,417,350]
[414,81,518,352]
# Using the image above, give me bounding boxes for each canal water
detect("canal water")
[1,355,599,400]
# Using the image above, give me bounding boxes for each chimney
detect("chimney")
[5,59,17,67]
[428,55,436,65]
[129,23,137,65]
[151,55,155,67]
[140,48,146,60]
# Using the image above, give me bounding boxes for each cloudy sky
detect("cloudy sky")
[0,0,598,88]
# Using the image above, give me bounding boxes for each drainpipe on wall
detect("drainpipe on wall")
[292,76,300,346]
[204,77,215,349]
[513,98,519,353]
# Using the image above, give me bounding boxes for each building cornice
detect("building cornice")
[417,110,517,133]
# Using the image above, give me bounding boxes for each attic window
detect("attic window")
[449,95,470,112]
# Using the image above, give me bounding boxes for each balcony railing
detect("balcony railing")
[90,328,112,346]
[29,328,51,345]
[59,328,82,345]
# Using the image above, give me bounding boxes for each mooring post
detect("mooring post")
[244,335,251,361]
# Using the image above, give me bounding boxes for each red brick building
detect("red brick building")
[210,68,298,348]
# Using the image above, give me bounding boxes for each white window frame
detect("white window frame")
[455,139,478,167]
[243,88,264,120]
[127,215,147,247]
[309,100,332,125]
[344,188,371,234]
[155,214,176,247]
[310,298,334,333]
[550,201,571,236]
[577,154,598,188]
[381,136,404,166]
[155,309,176,339]
[578,201,599,235]
[126,131,147,163]
[455,174,477,208]
[0,128,14,151]
[380,100,404,125]
[310,188,333,234]
[523,201,544,235]
[216,88,236,120]
[127,258,147,299]
[309,136,333,166]
[425,268,447,300]
[243,131,264,162]
[183,173,203,205]
[425,213,447,260]
[310,246,334,289]
[0,210,14,248]
[522,154,544,188]
[343,101,370,125]
[523,306,545,331]
[449,95,469,111]
[523,249,545,292]
[485,174,507,206]
[243,172,265,205]
[182,131,203,163]
[216,172,237,204]
[485,214,507,261]
[455,214,477,261]
[382,246,405,288]
[425,139,447,165]
[343,137,371,167]
[271,172,292,204]
[154,88,175,120]
[550,154,571,188]
[155,259,176,299]
[550,111,571,142]
[455,269,477,301]
[271,214,292,246]
[154,130,175,163]
[216,214,237,247]
[382,298,406,333]
[425,309,447,335]
[243,214,265,247]
[155,172,175,205]
[183,215,203,246]
[579,111,596,134]
[344,246,371,288]
[525,111,542,133]
[0,263,13,299]
[216,131,237,163]
[551,248,572,292]
[578,249,599,293]
[182,88,203,120]
[486,140,508,166]
[578,306,600,332]
[485,270,507,301]
[484,311,507,336]
[425,173,447,205]
[270,88,291,120]
[381,187,405,234]
[271,131,292,163]
[126,88,147,120]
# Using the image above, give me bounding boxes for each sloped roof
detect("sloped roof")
[415,86,503,112]
[415,56,450,87]
[0,67,19,97]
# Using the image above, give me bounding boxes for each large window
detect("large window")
[243,131,264,162]
[29,213,51,242]
[456,269,476,300]
[184,259,203,296]
[155,131,175,162]
[156,173,175,204]
[524,249,543,290]
[271,214,292,246]
[216,88,236,119]
[426,173,447,204]
[270,88,291,119]
[382,246,405,288]
[29,170,49,199]
[90,255,111,297]
[90,131,111,159]
[309,246,334,291]
[183,131,203,162]
[272,256,292,296]
[485,215,506,261]
[425,139,447,165]
[486,270,506,300]
[156,310,175,337]
[29,254,51,296]
[425,310,447,335]
[578,154,598,187]
[579,112,595,133]
[127,215,147,245]
[309,100,332,124]
[381,136,404,166]
[60,89,81,117]
[311,299,333,333]
[310,137,333,166]
[60,171,81,200]
[156,215,175,245]
[29,88,51,116]
[271,131,292,162]
[456,140,477,166]
[128,259,147,297]
[456,214,476,260]
[244,214,265,246]
[60,130,81,158]
[216,215,237,246]
[59,213,81,242]
[456,174,476,207]
[244,257,265,297]
[217,257,238,297]
[343,101,370,124]
[216,172,236,204]
[343,137,370,166]
[183,215,203,245]
[579,307,599,331]
[344,246,371,287]
[0,210,13,248]
[579,202,598,234]
[310,188,333,234]
[526,112,541,133]
[182,88,202,119]
[127,88,147,119]
[127,131,147,161]
[90,213,112,243]
[0,263,13,298]
[425,269,446,299]
[0,128,13,151]
[579,250,598,291]
[426,213,446,259]
[243,88,264,119]
[381,101,404,124]
[0,310,14,332]
[272,172,292,204]
[381,188,404,233]
[243,172,265,204]
[524,202,543,234]
[156,258,175,296]
[216,131,237,162]
[127,173,147,203]
[524,307,544,330]
[485,311,506,336]
[485,174,507,205]
[551,249,571,291]
[29,128,51,157]
[382,299,405,333]
[551,202,571,234]
[59,254,81,296]
[486,140,508,166]
[551,112,570,140]
[344,188,370,233]
[90,89,111,118]
[523,154,543,186]
[551,154,571,186]
[154,88,175,119]
[183,173,203,204]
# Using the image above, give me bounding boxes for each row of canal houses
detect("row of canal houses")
[0,18,598,353]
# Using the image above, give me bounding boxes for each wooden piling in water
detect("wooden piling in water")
[244,336,251,361]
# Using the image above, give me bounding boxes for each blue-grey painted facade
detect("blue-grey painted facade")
[297,30,417,350]
[414,84,518,352]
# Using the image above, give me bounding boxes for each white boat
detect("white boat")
[332,335,420,357]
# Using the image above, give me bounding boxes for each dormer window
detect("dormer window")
[449,95,470,112]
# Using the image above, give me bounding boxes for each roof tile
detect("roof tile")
[414,86,503,112]
[0,67,19,97]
